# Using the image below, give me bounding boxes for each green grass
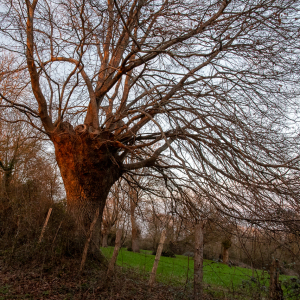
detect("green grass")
[101,247,297,297]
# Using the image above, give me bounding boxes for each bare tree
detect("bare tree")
[1,0,300,250]
[101,184,121,247]
[123,171,153,252]
[0,121,49,198]
[221,237,232,264]
[128,186,141,252]
[0,123,61,241]
[194,219,205,300]
[0,123,24,196]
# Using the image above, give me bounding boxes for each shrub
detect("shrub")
[162,250,176,258]
[151,249,176,258]
[283,277,300,299]
[0,191,99,266]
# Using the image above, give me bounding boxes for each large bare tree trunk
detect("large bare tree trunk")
[107,228,122,278]
[1,166,13,200]
[52,125,121,253]
[194,220,204,300]
[102,232,109,247]
[222,247,229,264]
[221,238,231,265]
[131,227,140,252]
[80,208,100,273]
[130,192,140,252]
[269,259,283,300]
[102,218,110,247]
[149,230,166,287]
[2,170,12,193]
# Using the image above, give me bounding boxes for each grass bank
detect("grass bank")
[101,247,298,299]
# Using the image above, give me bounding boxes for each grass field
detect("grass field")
[101,247,298,298]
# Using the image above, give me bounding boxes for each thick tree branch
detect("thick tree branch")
[25,0,53,132]
[123,138,175,170]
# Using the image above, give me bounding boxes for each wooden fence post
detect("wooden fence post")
[194,220,204,300]
[269,259,283,300]
[107,228,123,278]
[149,229,166,287]
[79,208,100,273]
[38,208,52,243]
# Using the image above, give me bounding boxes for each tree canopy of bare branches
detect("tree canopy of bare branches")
[0,0,300,243]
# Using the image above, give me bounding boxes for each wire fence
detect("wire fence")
[101,247,300,300]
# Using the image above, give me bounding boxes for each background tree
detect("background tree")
[0,121,62,246]
[1,0,300,250]
[128,185,141,252]
[0,123,23,196]
[123,170,157,252]
[0,121,52,199]
[101,182,122,247]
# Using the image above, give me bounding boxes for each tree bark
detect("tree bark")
[222,247,229,264]
[130,192,140,252]
[107,228,122,278]
[194,220,204,300]
[131,229,140,253]
[269,259,283,300]
[221,238,231,265]
[149,229,166,287]
[51,124,121,252]
[102,218,111,247]
[1,166,13,199]
[38,208,53,243]
[102,233,109,247]
[80,208,100,273]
